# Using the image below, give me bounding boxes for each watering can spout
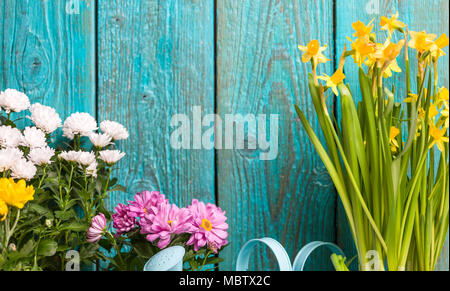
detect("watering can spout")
[143,246,185,271]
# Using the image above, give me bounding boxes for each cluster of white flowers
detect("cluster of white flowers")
[0,89,30,113]
[1,88,129,182]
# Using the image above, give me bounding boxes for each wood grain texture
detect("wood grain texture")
[216,0,337,270]
[336,0,449,271]
[0,0,96,121]
[97,0,215,210]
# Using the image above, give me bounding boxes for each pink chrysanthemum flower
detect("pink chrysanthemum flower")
[187,199,228,253]
[140,203,193,249]
[112,203,137,236]
[87,213,107,243]
[128,190,168,218]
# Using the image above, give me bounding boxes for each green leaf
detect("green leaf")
[60,221,88,232]
[19,239,35,257]
[28,203,53,219]
[37,239,58,257]
[55,209,76,220]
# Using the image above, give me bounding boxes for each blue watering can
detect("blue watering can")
[143,238,345,271]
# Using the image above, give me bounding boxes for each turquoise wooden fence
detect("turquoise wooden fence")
[1,0,448,271]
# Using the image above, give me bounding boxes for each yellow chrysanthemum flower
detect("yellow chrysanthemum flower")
[349,37,375,67]
[429,124,449,152]
[317,69,346,96]
[430,33,449,60]
[0,199,8,221]
[0,178,35,209]
[352,19,375,41]
[380,12,405,35]
[389,126,401,152]
[408,31,437,53]
[298,40,330,68]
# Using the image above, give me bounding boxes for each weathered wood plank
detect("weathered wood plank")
[336,0,449,270]
[97,0,215,212]
[216,0,337,270]
[0,0,96,120]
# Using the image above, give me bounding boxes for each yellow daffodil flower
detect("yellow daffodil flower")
[418,102,439,121]
[404,93,418,103]
[382,59,402,78]
[437,87,449,104]
[349,37,375,66]
[298,40,330,68]
[389,126,401,152]
[429,123,449,152]
[441,101,449,128]
[352,19,375,41]
[408,31,437,53]
[430,33,449,60]
[380,12,405,35]
[317,69,346,96]
[0,199,8,221]
[0,178,35,209]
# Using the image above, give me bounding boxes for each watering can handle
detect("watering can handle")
[292,241,345,271]
[236,238,293,271]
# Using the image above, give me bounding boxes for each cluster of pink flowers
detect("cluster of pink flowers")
[109,190,229,252]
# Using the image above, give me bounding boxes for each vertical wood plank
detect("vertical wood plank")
[217,0,336,270]
[0,0,96,120]
[97,0,215,210]
[336,0,449,270]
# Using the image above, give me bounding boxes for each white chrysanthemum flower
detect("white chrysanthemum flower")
[100,120,129,141]
[89,132,112,148]
[99,150,125,165]
[21,126,47,148]
[11,158,37,180]
[86,161,98,178]
[63,112,97,139]
[0,89,30,113]
[59,150,80,162]
[0,148,23,172]
[77,151,96,166]
[28,103,62,134]
[0,125,23,148]
[27,146,55,166]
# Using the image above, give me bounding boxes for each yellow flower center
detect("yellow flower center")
[307,40,320,55]
[168,220,172,226]
[200,218,213,231]
[143,208,148,214]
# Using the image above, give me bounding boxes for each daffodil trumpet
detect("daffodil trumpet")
[296,14,448,271]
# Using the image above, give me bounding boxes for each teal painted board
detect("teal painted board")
[216,0,337,270]
[0,0,96,120]
[97,0,215,211]
[336,0,449,270]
